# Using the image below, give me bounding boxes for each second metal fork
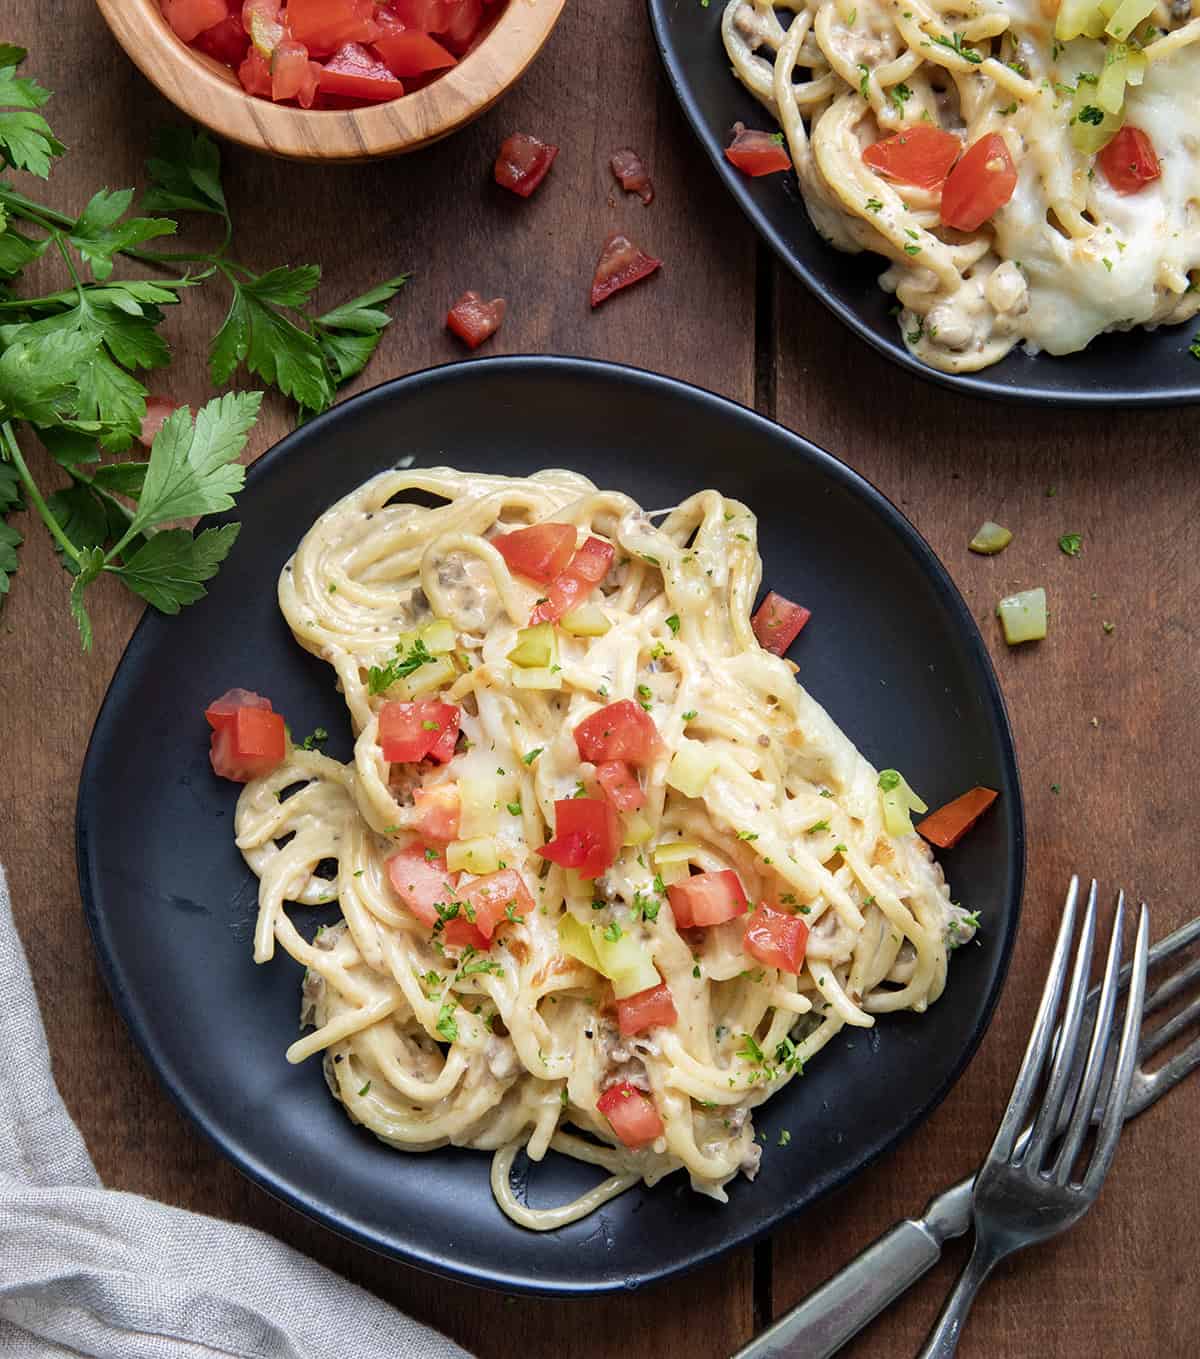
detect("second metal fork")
[917,878,1150,1358]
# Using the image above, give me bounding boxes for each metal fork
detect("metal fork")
[916,878,1149,1357]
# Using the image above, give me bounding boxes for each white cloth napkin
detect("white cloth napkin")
[0,865,474,1359]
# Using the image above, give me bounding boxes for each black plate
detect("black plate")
[647,0,1200,407]
[78,357,1024,1294]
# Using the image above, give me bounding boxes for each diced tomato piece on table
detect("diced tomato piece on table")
[575,699,660,766]
[286,0,378,55]
[413,784,461,842]
[193,14,250,65]
[743,903,809,973]
[610,147,654,204]
[318,43,404,101]
[724,123,791,177]
[463,868,536,939]
[616,981,677,1036]
[596,760,646,812]
[668,870,749,928]
[751,590,811,656]
[438,0,485,54]
[492,522,577,582]
[537,797,621,878]
[238,46,273,96]
[939,133,1016,231]
[379,700,460,764]
[1098,126,1161,195]
[209,705,287,782]
[916,786,998,848]
[139,396,185,448]
[271,38,321,106]
[372,12,457,76]
[529,536,615,623]
[862,124,962,190]
[494,132,559,198]
[162,0,229,43]
[590,232,662,308]
[597,1082,664,1147]
[386,843,457,927]
[446,291,506,349]
[204,687,273,732]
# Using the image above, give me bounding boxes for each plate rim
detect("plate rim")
[644,0,1200,409]
[76,354,1027,1295]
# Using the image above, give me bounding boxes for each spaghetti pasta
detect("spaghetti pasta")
[233,467,976,1229]
[723,0,1200,371]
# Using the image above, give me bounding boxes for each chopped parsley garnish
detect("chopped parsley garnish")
[806,819,830,833]
[460,956,504,978]
[435,1000,458,1043]
[889,82,911,112]
[774,1036,804,1074]
[522,747,543,765]
[358,1080,371,1096]
[1059,532,1083,557]
[737,830,758,841]
[505,902,525,923]
[300,726,328,750]
[778,1129,792,1146]
[603,921,623,942]
[506,801,522,816]
[421,719,440,731]
[681,709,698,721]
[932,31,982,62]
[903,243,922,256]
[1077,105,1105,126]
[367,636,433,695]
[633,890,661,922]
[878,769,901,791]
[666,613,680,634]
[865,196,884,213]
[858,63,870,98]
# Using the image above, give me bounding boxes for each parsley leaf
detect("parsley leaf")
[367,635,433,695]
[115,524,241,613]
[1058,532,1082,557]
[0,51,63,178]
[141,126,229,222]
[68,544,104,649]
[931,31,982,63]
[68,189,175,282]
[436,1000,459,1043]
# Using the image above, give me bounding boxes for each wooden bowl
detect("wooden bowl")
[95,0,566,162]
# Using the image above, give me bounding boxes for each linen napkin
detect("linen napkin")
[0,864,474,1359]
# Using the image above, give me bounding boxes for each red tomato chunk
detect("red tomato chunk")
[271,38,321,106]
[916,786,998,849]
[667,870,749,928]
[492,521,577,583]
[287,0,378,55]
[1098,127,1160,195]
[463,868,535,939]
[616,982,677,1036]
[139,396,184,448]
[598,1082,664,1147]
[386,843,456,927]
[413,784,460,842]
[318,42,405,99]
[446,291,506,349]
[862,124,961,190]
[378,700,460,764]
[939,133,1017,232]
[372,13,455,75]
[495,132,559,198]
[751,590,811,655]
[596,760,646,812]
[205,691,287,783]
[575,699,660,767]
[724,123,791,177]
[529,535,615,624]
[743,903,809,974]
[162,0,229,43]
[610,147,654,204]
[194,14,250,65]
[537,797,620,878]
[590,233,662,308]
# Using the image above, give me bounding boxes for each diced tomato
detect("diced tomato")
[743,903,809,973]
[610,147,654,204]
[667,870,749,928]
[242,0,282,54]
[318,43,405,100]
[590,233,662,308]
[574,699,661,767]
[162,0,229,43]
[537,798,621,878]
[940,133,1017,231]
[286,0,378,55]
[413,784,460,842]
[138,396,184,448]
[616,981,677,1036]
[724,122,791,177]
[386,843,457,927]
[916,786,998,849]
[446,291,506,349]
[596,760,646,812]
[463,868,536,939]
[378,699,460,764]
[438,0,484,54]
[862,124,962,190]
[492,522,577,583]
[237,46,273,96]
[529,536,615,624]
[597,1082,664,1147]
[751,590,811,656]
[209,706,287,782]
[441,913,489,950]
[1098,126,1161,195]
[193,14,250,65]
[372,13,456,76]
[494,132,559,198]
[204,688,273,732]
[271,38,320,106]
[389,0,451,29]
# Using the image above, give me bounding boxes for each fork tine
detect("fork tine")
[1138,992,1200,1063]
[1143,953,1200,1020]
[988,875,1081,1164]
[1140,1029,1200,1097]
[1081,904,1150,1195]
[1023,880,1097,1168]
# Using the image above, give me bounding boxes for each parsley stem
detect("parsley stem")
[0,277,201,310]
[0,421,82,566]
[66,466,138,540]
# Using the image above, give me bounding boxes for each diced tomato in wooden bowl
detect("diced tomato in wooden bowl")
[157,0,504,109]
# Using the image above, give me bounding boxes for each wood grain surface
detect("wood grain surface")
[1,1,1196,1356]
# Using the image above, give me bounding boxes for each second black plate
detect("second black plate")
[78,357,1024,1294]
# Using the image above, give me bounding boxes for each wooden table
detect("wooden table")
[2,3,1196,1356]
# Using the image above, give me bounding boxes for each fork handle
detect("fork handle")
[915,1236,998,1359]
